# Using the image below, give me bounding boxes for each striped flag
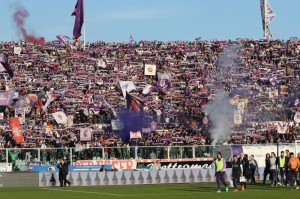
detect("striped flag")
[56,35,71,44]
[71,0,84,39]
[0,61,14,78]
[126,92,143,113]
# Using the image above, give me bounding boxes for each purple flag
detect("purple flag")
[56,35,70,44]
[71,0,84,39]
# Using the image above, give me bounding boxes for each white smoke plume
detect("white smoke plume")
[205,89,233,145]
[205,44,242,145]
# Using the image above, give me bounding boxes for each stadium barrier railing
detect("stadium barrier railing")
[0,143,295,172]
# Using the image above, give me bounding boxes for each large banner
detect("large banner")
[73,158,214,170]
[10,117,24,144]
[137,160,213,169]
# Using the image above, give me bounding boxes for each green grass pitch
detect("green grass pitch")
[1,183,298,199]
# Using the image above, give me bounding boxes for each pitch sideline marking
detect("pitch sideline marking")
[41,188,125,197]
[42,187,208,197]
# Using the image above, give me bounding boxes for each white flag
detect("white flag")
[119,81,136,97]
[142,84,154,95]
[14,47,22,55]
[130,131,142,139]
[144,64,156,76]
[42,91,57,111]
[277,126,288,134]
[234,110,242,125]
[294,112,300,123]
[52,111,67,125]
[97,59,106,68]
[80,128,92,141]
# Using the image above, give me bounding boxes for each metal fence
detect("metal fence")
[1,145,214,169]
[1,143,295,171]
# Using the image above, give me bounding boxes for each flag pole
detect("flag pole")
[83,0,86,50]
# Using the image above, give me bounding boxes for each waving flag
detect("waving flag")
[42,91,58,111]
[56,35,71,44]
[261,0,276,39]
[126,92,143,113]
[142,84,154,95]
[10,117,24,144]
[0,91,14,105]
[71,0,84,39]
[52,111,68,125]
[0,62,14,78]
[265,0,276,22]
[119,81,136,97]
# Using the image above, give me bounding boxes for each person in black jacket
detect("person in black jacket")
[284,150,290,186]
[239,153,249,181]
[57,158,71,187]
[262,153,271,185]
[249,155,258,184]
[232,155,244,192]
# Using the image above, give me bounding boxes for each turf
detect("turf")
[0,183,298,199]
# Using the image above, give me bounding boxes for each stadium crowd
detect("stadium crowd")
[0,38,299,154]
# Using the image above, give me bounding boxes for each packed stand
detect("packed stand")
[0,38,299,154]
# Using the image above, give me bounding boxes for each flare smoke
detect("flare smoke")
[11,2,45,43]
[205,45,242,145]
